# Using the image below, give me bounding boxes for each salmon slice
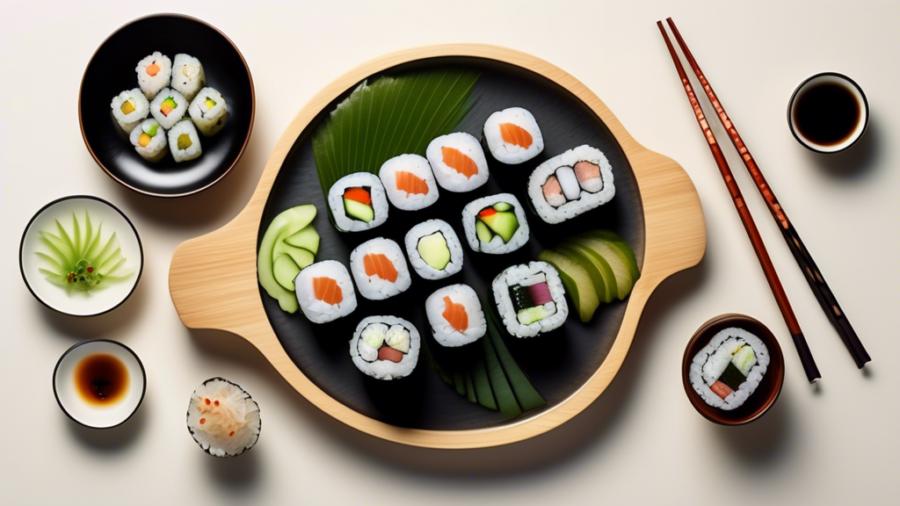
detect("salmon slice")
[541,175,565,207]
[710,381,733,399]
[363,253,398,282]
[313,276,343,305]
[499,122,533,149]
[441,146,478,179]
[395,171,429,195]
[442,296,469,332]
[378,346,404,363]
[573,161,600,182]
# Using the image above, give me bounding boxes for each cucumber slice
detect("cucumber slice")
[344,198,374,222]
[537,250,600,322]
[475,220,493,244]
[579,230,640,281]
[273,254,301,291]
[493,202,512,212]
[273,241,315,271]
[284,226,320,255]
[572,237,634,300]
[556,244,615,304]
[258,205,317,313]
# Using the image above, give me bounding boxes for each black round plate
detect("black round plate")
[80,14,254,197]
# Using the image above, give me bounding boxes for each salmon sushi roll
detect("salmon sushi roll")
[482,107,544,165]
[527,145,616,224]
[349,238,411,300]
[350,316,421,381]
[294,260,357,323]
[426,133,489,193]
[378,154,440,211]
[689,327,771,411]
[135,52,172,100]
[425,284,487,347]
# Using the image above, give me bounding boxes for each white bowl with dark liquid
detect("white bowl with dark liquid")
[788,72,868,154]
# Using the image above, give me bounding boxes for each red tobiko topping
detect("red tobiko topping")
[87,267,94,273]
[229,431,235,437]
[214,400,219,407]
[199,418,206,425]
[478,208,497,218]
[205,398,210,405]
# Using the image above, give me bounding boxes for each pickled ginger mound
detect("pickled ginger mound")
[186,378,260,457]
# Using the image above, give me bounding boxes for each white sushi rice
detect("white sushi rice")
[189,87,228,136]
[527,145,616,224]
[350,316,421,380]
[150,88,188,129]
[349,238,411,300]
[129,119,168,162]
[168,120,202,163]
[294,260,357,324]
[327,173,389,232]
[493,261,569,338]
[426,132,489,193]
[689,327,770,411]
[171,53,206,101]
[461,193,530,254]
[378,154,440,211]
[135,52,172,100]
[404,219,464,280]
[110,89,150,133]
[425,284,487,347]
[482,107,544,164]
[186,378,260,458]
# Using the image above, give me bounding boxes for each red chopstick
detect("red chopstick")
[657,21,821,383]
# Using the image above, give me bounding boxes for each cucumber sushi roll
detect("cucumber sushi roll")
[188,87,228,137]
[167,120,202,163]
[425,284,487,347]
[349,238,411,301]
[461,193,530,254]
[689,328,770,411]
[150,88,188,129]
[327,173,389,232]
[527,145,616,224]
[493,261,569,338]
[135,52,172,100]
[294,260,357,324]
[404,219,463,280]
[426,132,489,193]
[186,378,260,458]
[482,107,544,165]
[171,53,206,101]
[128,118,168,162]
[110,89,150,133]
[378,154,439,211]
[350,316,421,380]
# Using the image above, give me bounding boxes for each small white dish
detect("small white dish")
[53,339,146,429]
[787,72,869,154]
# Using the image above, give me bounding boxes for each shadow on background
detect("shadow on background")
[204,444,264,494]
[65,394,149,453]
[803,115,882,180]
[712,389,793,473]
[35,275,148,341]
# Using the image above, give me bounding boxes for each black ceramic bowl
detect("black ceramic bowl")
[79,14,255,197]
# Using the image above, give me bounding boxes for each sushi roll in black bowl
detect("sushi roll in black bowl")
[682,314,785,426]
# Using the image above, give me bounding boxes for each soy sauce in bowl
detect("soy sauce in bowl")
[788,72,868,153]
[75,353,130,406]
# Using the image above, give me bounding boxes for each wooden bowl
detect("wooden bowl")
[682,314,785,425]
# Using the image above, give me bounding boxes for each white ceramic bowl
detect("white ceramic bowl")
[788,72,869,154]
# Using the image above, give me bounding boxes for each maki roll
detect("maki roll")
[689,328,770,411]
[527,145,616,224]
[378,154,439,211]
[110,89,150,133]
[149,87,188,129]
[426,132,489,193]
[482,107,544,164]
[168,120,202,163]
[425,284,487,347]
[186,378,260,458]
[349,238,412,300]
[171,53,206,101]
[493,261,569,338]
[327,173,389,232]
[135,52,172,100]
[404,219,464,280]
[188,87,228,137]
[350,316,421,380]
[461,193,530,254]
[129,118,167,162]
[294,260,357,323]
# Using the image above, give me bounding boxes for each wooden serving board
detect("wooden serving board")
[168,45,706,449]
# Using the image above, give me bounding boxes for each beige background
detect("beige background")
[1,1,897,504]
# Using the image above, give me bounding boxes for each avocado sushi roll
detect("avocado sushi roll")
[129,118,167,162]
[135,52,172,100]
[482,107,544,165]
[349,238,411,301]
[689,328,770,411]
[188,87,228,137]
[461,193,530,254]
[150,88,188,129]
[404,219,464,280]
[171,53,206,102]
[426,132,489,193]
[493,261,569,338]
[110,89,150,133]
[168,120,202,163]
[327,173,389,232]
[350,316,421,380]
[186,378,260,458]
[527,145,616,224]
[425,284,487,347]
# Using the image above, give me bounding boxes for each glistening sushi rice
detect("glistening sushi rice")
[327,173,389,232]
[461,193,530,254]
[527,145,616,224]
[110,89,150,133]
[426,132,489,193]
[135,52,172,100]
[186,378,260,458]
[189,87,228,136]
[349,238,411,300]
[689,327,770,411]
[404,219,463,280]
[493,261,569,338]
[150,87,188,129]
[378,154,439,211]
[294,260,357,323]
[129,119,167,162]
[171,53,206,101]
[482,107,544,164]
[425,284,487,347]
[350,316,421,380]
[168,120,202,163]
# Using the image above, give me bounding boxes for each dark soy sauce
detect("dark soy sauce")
[793,82,860,146]
[75,354,130,406]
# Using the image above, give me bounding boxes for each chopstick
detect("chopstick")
[665,18,870,369]
[657,21,821,383]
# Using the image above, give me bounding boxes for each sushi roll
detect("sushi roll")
[482,107,544,164]
[110,89,150,133]
[378,154,439,211]
[128,118,168,162]
[189,87,228,137]
[294,260,357,323]
[404,219,464,280]
[349,238,412,300]
[171,53,206,101]
[327,173,389,232]
[426,132,489,193]
[461,193,530,254]
[168,120,202,163]
[689,328,770,411]
[350,316,421,380]
[425,284,487,347]
[492,261,569,338]
[186,378,260,458]
[150,88,188,129]
[527,145,616,224]
[135,52,172,100]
